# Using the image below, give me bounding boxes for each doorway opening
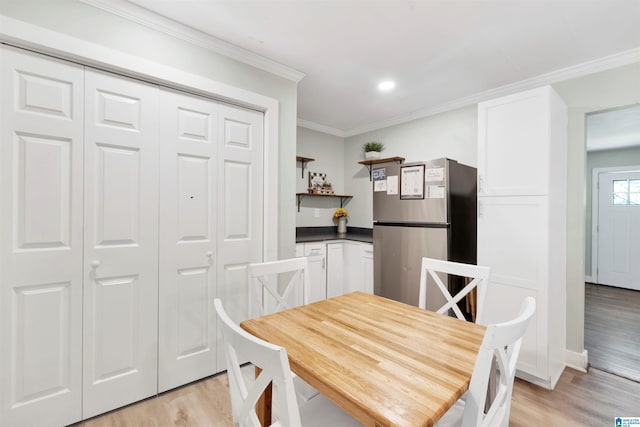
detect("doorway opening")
[584,103,640,382]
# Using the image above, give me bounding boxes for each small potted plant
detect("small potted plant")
[363,141,385,160]
[333,207,348,234]
[322,181,334,194]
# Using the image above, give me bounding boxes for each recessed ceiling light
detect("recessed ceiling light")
[378,81,395,91]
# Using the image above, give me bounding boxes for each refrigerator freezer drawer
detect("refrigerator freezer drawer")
[373,225,448,309]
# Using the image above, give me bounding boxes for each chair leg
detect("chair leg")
[255,366,273,427]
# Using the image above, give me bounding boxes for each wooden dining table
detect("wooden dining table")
[240,291,487,427]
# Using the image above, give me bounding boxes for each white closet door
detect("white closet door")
[158,89,218,392]
[82,70,159,418]
[0,46,84,427]
[216,105,263,368]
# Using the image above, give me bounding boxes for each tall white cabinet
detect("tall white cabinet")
[477,86,567,390]
[0,45,264,426]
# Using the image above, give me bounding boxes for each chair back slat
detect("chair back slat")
[418,257,491,323]
[248,257,311,318]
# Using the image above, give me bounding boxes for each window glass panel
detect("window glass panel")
[613,193,628,205]
[630,193,640,205]
[630,179,640,193]
[613,180,628,193]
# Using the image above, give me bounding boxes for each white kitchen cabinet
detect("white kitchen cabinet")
[298,241,373,300]
[304,243,327,302]
[478,86,565,197]
[341,242,374,295]
[477,85,567,390]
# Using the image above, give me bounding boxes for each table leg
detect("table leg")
[255,366,272,427]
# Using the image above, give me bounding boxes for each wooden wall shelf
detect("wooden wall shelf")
[295,193,353,212]
[358,156,405,180]
[296,156,315,178]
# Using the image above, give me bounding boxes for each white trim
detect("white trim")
[344,47,640,137]
[0,13,279,263]
[80,0,305,83]
[296,119,346,138]
[585,275,593,283]
[565,349,588,373]
[591,165,640,283]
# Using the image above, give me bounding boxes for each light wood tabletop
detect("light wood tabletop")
[240,291,487,427]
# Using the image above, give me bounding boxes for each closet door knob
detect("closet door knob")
[91,260,101,268]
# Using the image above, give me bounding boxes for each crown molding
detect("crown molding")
[80,0,306,83]
[296,119,346,138]
[343,47,640,137]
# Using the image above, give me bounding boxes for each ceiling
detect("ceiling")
[587,104,640,152]
[120,0,640,138]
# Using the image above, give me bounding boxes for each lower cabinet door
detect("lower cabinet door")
[304,243,327,302]
[327,243,344,297]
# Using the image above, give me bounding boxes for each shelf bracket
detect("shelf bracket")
[297,194,304,212]
[300,160,307,178]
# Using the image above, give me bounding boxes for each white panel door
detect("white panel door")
[216,104,263,369]
[0,46,84,427]
[597,170,640,290]
[158,89,218,392]
[83,70,159,418]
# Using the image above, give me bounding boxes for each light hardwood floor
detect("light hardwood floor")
[585,282,640,382]
[72,366,640,427]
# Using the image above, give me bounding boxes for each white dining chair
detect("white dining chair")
[435,296,536,427]
[418,257,491,324]
[214,298,363,427]
[248,257,311,318]
[247,257,319,402]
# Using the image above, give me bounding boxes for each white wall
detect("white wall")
[0,0,299,259]
[296,127,346,227]
[344,105,478,228]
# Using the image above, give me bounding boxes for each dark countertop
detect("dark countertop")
[296,226,373,244]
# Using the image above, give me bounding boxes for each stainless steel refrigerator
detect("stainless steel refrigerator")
[373,158,477,312]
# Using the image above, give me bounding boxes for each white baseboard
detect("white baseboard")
[585,275,593,283]
[565,349,588,372]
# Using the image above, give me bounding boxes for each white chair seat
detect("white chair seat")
[298,393,363,427]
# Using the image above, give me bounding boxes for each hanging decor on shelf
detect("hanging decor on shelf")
[308,171,334,194]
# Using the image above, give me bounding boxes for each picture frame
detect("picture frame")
[400,164,425,199]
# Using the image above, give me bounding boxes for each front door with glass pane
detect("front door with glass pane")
[597,170,640,290]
